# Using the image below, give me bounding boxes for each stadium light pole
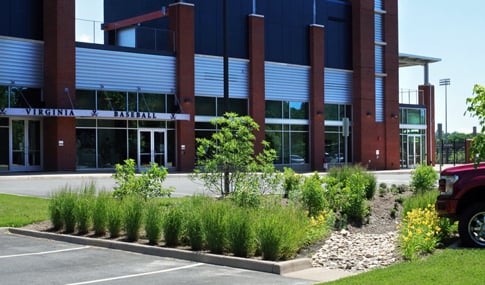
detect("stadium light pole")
[439,78,450,141]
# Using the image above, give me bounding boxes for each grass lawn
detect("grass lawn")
[321,248,485,285]
[0,194,49,227]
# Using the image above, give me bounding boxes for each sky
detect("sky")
[75,0,484,134]
[398,0,484,134]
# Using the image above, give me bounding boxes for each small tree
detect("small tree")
[465,84,485,165]
[194,113,279,198]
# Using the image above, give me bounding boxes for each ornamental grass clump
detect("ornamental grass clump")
[75,183,96,235]
[60,189,78,233]
[163,206,184,247]
[92,191,110,236]
[201,201,229,254]
[227,207,256,257]
[145,200,163,245]
[398,204,442,260]
[257,205,307,261]
[107,198,124,238]
[123,195,145,242]
[48,191,64,231]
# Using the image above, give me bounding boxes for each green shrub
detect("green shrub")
[410,164,439,194]
[342,173,369,224]
[145,200,163,245]
[227,207,256,257]
[92,191,110,236]
[229,187,262,208]
[107,198,123,238]
[301,172,326,217]
[48,191,64,231]
[283,167,302,199]
[123,195,145,242]
[202,201,229,254]
[362,172,377,199]
[163,206,184,247]
[112,159,174,200]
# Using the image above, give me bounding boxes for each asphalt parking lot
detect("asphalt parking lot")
[0,228,312,285]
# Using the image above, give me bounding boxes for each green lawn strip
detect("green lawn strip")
[0,194,49,227]
[320,248,485,285]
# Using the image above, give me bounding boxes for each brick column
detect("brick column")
[170,3,195,172]
[43,0,76,171]
[419,85,436,165]
[309,24,325,171]
[351,0,376,168]
[383,0,400,169]
[248,14,265,155]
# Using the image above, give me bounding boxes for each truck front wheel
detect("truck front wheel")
[459,203,485,247]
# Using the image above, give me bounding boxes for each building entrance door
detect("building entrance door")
[10,119,42,171]
[407,135,422,168]
[138,129,166,169]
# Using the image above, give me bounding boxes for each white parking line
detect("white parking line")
[65,263,204,285]
[0,246,90,259]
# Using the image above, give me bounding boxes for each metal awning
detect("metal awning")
[399,53,441,85]
[399,53,441,68]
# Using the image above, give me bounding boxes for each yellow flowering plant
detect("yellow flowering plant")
[398,204,442,260]
[305,209,335,246]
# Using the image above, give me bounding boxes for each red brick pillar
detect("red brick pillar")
[248,14,265,155]
[309,24,325,171]
[383,0,400,169]
[351,0,377,168]
[419,85,436,165]
[43,0,76,171]
[170,3,195,172]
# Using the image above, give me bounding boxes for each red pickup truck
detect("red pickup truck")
[436,163,485,247]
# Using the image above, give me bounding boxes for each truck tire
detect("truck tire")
[459,203,485,247]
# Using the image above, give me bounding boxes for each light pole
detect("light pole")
[439,78,451,140]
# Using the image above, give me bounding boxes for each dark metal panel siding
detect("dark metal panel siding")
[193,0,250,59]
[325,1,352,70]
[258,0,312,65]
[0,37,43,87]
[0,0,42,40]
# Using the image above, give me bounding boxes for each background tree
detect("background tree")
[194,112,279,199]
[465,84,485,165]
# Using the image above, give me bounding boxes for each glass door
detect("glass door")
[10,119,41,171]
[138,129,166,169]
[407,135,422,168]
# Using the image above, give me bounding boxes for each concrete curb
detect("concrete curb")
[8,227,312,275]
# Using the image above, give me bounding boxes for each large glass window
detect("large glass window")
[0,86,43,108]
[195,96,248,117]
[76,90,176,113]
[76,90,96,109]
[265,100,309,119]
[76,119,176,169]
[325,126,352,164]
[324,104,351,121]
[266,124,308,165]
[400,107,426,125]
